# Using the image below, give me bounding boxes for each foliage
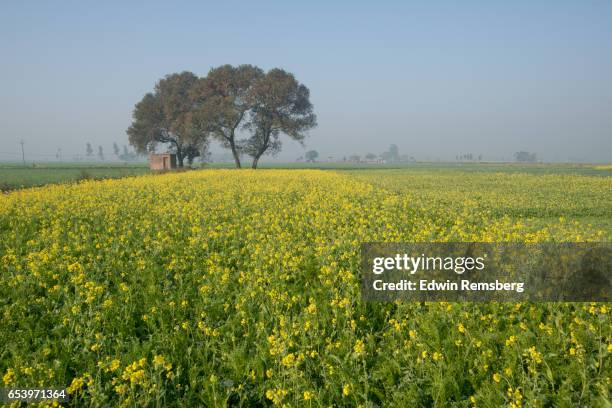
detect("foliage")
[127,71,207,167]
[381,144,400,163]
[128,66,316,170]
[242,69,317,168]
[0,165,149,190]
[305,150,319,162]
[190,65,264,169]
[0,169,610,406]
[514,151,537,163]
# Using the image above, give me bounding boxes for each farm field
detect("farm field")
[0,167,611,407]
[0,163,150,191]
[2,161,611,191]
[208,161,612,177]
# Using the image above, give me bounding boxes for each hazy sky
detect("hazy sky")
[1,1,611,163]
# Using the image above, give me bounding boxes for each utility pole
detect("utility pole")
[20,140,25,166]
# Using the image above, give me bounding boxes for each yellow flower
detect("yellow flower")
[153,354,166,367]
[67,376,85,393]
[108,359,120,372]
[266,388,287,405]
[281,353,296,367]
[115,384,128,394]
[525,346,543,364]
[353,339,365,356]
[2,167,609,406]
[2,368,15,385]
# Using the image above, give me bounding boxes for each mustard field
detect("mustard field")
[1,169,610,407]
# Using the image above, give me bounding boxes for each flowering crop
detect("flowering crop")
[0,169,610,406]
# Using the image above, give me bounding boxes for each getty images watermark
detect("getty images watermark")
[361,243,611,301]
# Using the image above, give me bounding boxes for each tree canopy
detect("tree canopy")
[305,150,319,162]
[127,66,316,168]
[127,71,208,167]
[514,151,537,162]
[243,69,317,168]
[190,65,263,168]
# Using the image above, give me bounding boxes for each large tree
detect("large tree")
[381,144,399,163]
[305,150,319,162]
[127,71,207,167]
[243,69,317,169]
[190,65,263,168]
[514,151,537,163]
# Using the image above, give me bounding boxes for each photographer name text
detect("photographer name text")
[371,254,524,293]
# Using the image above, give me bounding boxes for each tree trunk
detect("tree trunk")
[229,141,241,169]
[173,141,184,168]
[232,148,241,168]
[251,130,270,169]
[251,156,260,169]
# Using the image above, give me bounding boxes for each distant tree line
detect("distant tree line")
[309,145,415,164]
[454,152,538,162]
[514,151,537,163]
[456,153,483,161]
[127,65,317,168]
[295,148,540,164]
[84,142,140,162]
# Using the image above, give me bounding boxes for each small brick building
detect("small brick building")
[149,153,177,170]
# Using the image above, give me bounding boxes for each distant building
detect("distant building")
[149,153,177,170]
[364,158,386,164]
